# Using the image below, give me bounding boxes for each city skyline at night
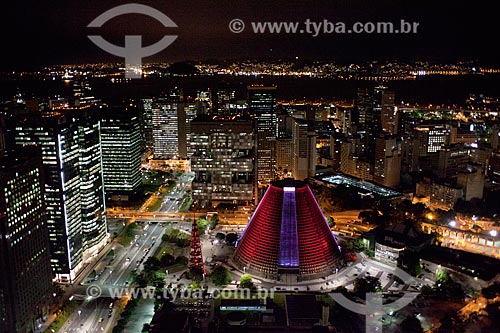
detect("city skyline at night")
[1,1,500,333]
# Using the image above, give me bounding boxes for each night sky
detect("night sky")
[2,0,498,69]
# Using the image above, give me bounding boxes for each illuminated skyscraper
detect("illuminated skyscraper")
[152,89,182,159]
[190,117,254,207]
[0,148,52,332]
[291,119,316,180]
[100,109,142,198]
[373,134,402,188]
[139,98,154,152]
[248,85,277,185]
[12,113,107,282]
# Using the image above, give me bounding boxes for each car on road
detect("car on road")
[98,317,104,323]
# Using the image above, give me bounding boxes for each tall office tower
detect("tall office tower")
[335,106,353,135]
[356,86,396,157]
[355,89,370,130]
[488,151,500,182]
[277,113,293,138]
[379,90,397,134]
[436,144,470,179]
[340,138,374,181]
[292,119,316,180]
[139,98,154,152]
[0,116,5,158]
[216,88,236,115]
[190,117,254,208]
[78,118,107,256]
[457,164,485,201]
[329,134,344,172]
[179,102,198,158]
[100,109,142,198]
[275,138,293,179]
[491,124,499,150]
[248,85,277,184]
[0,148,52,332]
[373,134,402,188]
[152,89,183,159]
[71,80,99,108]
[414,124,451,154]
[195,90,211,116]
[12,114,107,282]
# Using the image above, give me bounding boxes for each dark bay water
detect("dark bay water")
[2,74,500,106]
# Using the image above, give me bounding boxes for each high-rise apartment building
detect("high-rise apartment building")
[0,149,52,332]
[100,109,142,197]
[190,117,254,207]
[12,114,107,282]
[248,86,277,184]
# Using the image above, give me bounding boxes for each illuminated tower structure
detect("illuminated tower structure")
[234,179,343,281]
[0,148,52,332]
[188,219,205,274]
[11,113,107,283]
[248,85,277,185]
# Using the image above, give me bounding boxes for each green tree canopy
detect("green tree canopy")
[239,274,254,289]
[210,265,232,286]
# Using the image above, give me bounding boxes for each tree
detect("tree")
[401,251,422,277]
[189,266,204,282]
[197,218,208,234]
[143,257,161,273]
[352,237,365,252]
[215,232,226,241]
[239,274,254,289]
[358,210,374,222]
[160,253,175,267]
[226,233,238,245]
[209,214,219,229]
[353,276,381,298]
[176,255,188,265]
[400,315,424,333]
[436,268,449,285]
[326,216,335,228]
[210,266,232,286]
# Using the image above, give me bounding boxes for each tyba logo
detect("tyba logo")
[88,3,177,78]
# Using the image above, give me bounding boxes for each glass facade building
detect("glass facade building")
[100,109,142,195]
[12,114,107,282]
[248,86,277,184]
[0,149,52,332]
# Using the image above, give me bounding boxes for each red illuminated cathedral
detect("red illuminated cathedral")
[233,179,344,280]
